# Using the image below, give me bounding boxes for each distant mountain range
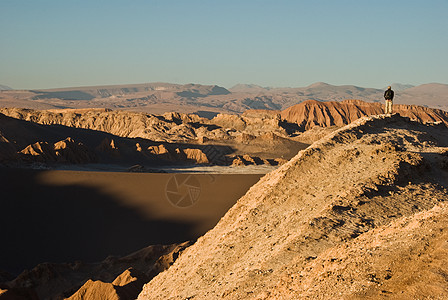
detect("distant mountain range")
[0,82,447,113]
[230,82,417,93]
[0,84,12,90]
[388,83,415,91]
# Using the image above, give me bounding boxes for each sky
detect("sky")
[1,0,447,90]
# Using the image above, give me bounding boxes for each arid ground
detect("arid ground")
[1,87,448,299]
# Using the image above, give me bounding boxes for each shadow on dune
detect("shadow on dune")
[0,168,197,276]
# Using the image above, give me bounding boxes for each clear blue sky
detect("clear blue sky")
[1,0,447,89]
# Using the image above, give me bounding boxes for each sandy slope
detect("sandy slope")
[138,114,448,299]
[270,205,448,299]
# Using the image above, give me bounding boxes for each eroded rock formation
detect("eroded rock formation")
[280,99,448,130]
[19,137,96,164]
[2,242,192,300]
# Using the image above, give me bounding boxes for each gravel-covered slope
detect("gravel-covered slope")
[138,114,448,299]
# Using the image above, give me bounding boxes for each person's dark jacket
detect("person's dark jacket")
[384,88,394,100]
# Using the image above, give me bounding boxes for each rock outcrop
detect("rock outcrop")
[229,155,285,167]
[0,107,291,143]
[3,242,192,300]
[19,137,96,164]
[181,148,209,164]
[96,138,119,153]
[145,145,210,164]
[66,268,149,300]
[53,137,96,164]
[0,108,304,166]
[281,99,448,130]
[147,144,171,159]
[212,110,287,136]
[0,108,205,143]
[138,115,448,299]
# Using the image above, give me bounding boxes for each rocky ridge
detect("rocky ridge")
[0,108,290,143]
[137,114,448,299]
[0,242,192,300]
[20,137,96,164]
[0,107,303,168]
[281,99,448,130]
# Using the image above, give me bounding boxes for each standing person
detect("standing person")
[384,86,394,114]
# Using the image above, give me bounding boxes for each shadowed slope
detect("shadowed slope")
[3,242,192,300]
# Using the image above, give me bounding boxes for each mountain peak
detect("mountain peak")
[306,82,332,88]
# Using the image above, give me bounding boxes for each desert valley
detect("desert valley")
[1,82,448,299]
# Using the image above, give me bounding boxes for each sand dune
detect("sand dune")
[0,170,262,274]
